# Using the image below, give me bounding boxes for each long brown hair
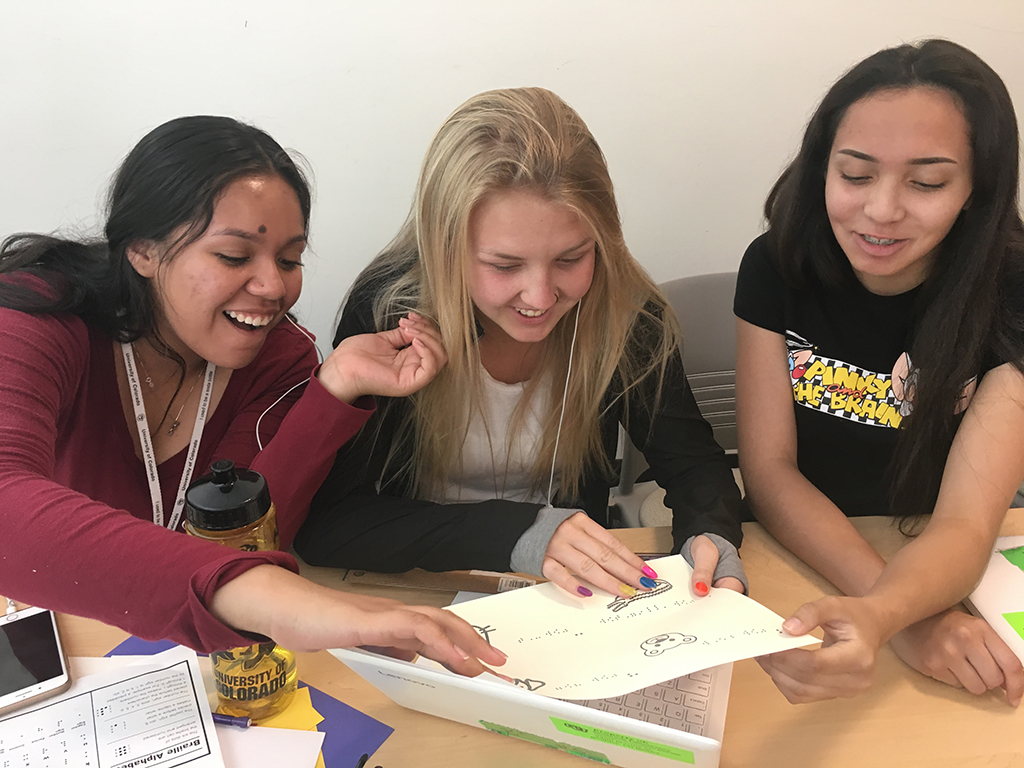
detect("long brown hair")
[764,40,1024,520]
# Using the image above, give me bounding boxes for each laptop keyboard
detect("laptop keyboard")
[567,669,715,735]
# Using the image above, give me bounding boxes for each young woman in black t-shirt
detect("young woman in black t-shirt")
[734,40,1024,705]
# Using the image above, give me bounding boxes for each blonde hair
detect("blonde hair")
[355,87,682,501]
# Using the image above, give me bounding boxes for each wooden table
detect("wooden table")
[59,510,1024,768]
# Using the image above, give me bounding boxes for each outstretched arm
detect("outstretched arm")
[208,565,506,677]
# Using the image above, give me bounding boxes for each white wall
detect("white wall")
[1,0,1022,346]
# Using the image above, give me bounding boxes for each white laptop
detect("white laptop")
[330,645,731,768]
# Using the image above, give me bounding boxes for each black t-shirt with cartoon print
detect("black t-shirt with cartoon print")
[734,234,920,517]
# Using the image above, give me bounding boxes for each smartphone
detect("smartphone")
[0,606,72,717]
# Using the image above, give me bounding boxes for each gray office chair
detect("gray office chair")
[616,272,739,524]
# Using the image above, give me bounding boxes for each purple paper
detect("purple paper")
[104,637,393,766]
[106,635,180,656]
[301,682,393,768]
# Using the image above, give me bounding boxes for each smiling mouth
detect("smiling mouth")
[515,308,547,318]
[860,234,903,246]
[224,310,275,330]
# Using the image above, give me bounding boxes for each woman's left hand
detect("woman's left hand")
[318,312,447,403]
[688,534,745,594]
[889,607,1024,706]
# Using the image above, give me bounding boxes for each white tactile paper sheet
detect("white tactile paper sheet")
[444,554,817,699]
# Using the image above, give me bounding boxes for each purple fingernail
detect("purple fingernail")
[577,586,593,597]
[642,564,658,579]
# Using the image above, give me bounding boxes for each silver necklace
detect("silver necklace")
[167,367,207,436]
[134,347,155,388]
[131,343,207,435]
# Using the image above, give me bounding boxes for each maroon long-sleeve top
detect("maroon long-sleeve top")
[0,309,371,652]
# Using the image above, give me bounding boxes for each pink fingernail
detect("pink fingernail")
[642,564,658,579]
[577,586,593,597]
[694,581,709,596]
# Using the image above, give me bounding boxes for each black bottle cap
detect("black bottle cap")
[185,459,271,531]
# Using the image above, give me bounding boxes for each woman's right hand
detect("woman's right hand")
[761,597,1024,706]
[210,565,505,677]
[317,312,448,403]
[542,512,654,598]
[756,595,886,703]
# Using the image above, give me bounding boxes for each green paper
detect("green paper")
[1003,611,1024,642]
[479,720,610,763]
[999,545,1024,572]
[550,716,695,764]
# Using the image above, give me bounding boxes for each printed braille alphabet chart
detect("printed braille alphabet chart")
[0,646,224,768]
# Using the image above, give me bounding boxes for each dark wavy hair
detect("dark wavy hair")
[0,115,311,342]
[764,39,1024,522]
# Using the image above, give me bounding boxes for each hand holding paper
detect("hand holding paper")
[443,554,816,699]
[757,594,890,703]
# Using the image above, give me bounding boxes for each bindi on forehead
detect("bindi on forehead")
[258,225,267,234]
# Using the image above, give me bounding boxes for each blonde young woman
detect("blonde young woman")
[296,87,747,598]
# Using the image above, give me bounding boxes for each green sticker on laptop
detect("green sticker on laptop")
[1000,545,1024,572]
[550,717,695,763]
[1004,611,1024,642]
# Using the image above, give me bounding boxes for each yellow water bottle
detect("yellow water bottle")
[184,459,297,722]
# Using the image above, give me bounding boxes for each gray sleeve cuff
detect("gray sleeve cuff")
[509,506,580,576]
[681,533,749,594]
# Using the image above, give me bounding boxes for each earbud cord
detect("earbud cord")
[255,314,324,450]
[545,300,582,508]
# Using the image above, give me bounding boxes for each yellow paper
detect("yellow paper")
[259,687,325,730]
[258,686,327,767]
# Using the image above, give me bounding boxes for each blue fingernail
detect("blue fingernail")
[639,576,657,589]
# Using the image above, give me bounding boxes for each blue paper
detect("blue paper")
[105,637,393,766]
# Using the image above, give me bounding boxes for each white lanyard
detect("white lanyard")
[121,342,217,530]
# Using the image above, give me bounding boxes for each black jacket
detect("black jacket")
[294,276,745,572]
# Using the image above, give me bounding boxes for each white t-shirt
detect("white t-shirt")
[434,367,552,505]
